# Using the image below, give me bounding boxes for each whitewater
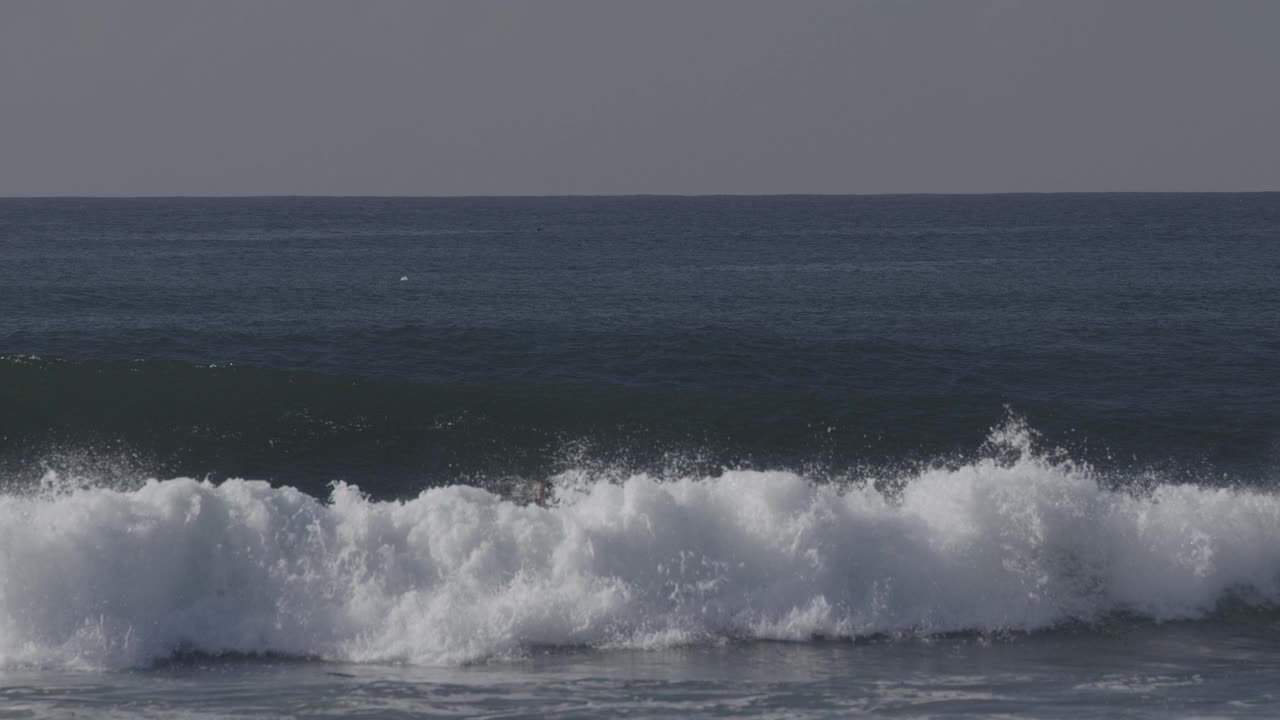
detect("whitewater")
[4,427,1278,671]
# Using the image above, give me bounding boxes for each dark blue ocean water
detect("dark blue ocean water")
[2,195,1279,717]
[2,194,1278,492]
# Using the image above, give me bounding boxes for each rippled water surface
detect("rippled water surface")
[2,195,1278,716]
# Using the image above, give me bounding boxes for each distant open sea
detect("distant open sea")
[2,194,1279,717]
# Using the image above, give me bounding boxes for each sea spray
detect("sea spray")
[3,425,1280,670]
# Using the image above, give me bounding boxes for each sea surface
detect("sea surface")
[1,194,1278,717]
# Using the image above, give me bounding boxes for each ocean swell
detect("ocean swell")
[2,427,1279,669]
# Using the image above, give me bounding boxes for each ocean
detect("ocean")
[1,194,1278,717]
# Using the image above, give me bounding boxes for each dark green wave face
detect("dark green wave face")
[2,195,1279,495]
[1,356,1004,496]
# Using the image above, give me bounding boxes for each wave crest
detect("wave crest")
[3,426,1279,669]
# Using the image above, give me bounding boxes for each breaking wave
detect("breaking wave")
[2,424,1279,669]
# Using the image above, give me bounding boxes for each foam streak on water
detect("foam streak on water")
[2,427,1279,670]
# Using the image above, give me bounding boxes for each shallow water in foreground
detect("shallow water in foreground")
[4,623,1280,719]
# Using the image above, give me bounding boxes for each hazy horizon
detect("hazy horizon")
[7,190,1280,200]
[4,1,1279,197]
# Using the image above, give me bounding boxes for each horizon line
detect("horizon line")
[3,190,1279,201]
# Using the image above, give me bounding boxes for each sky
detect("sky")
[2,1,1278,196]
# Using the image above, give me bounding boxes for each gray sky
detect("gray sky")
[2,1,1278,196]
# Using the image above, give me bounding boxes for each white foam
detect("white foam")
[3,428,1279,669]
